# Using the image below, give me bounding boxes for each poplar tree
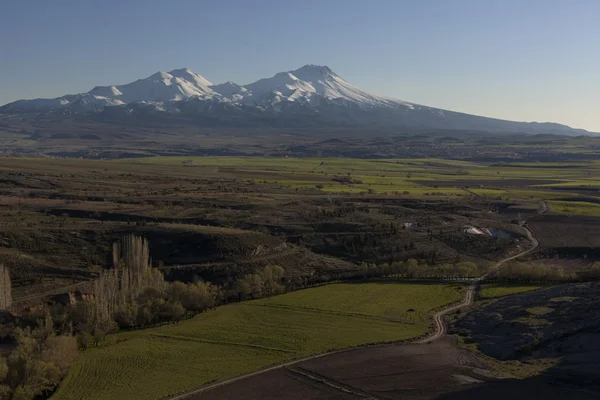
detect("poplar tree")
[0,264,11,310]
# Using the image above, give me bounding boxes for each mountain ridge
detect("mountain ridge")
[0,65,592,136]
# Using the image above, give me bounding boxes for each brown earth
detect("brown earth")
[528,214,600,261]
[529,214,600,248]
[188,336,594,400]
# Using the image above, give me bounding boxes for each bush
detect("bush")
[41,336,78,374]
[0,384,10,400]
[77,332,93,350]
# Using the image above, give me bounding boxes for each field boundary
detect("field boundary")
[249,302,419,324]
[149,334,296,354]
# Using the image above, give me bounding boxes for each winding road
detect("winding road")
[170,202,546,399]
[417,219,541,344]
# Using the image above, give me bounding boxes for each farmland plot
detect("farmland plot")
[52,282,462,400]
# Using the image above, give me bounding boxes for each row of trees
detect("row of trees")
[0,265,11,311]
[359,260,483,279]
[490,261,600,283]
[491,262,574,283]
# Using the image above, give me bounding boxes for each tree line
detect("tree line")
[487,261,600,283]
[358,259,483,279]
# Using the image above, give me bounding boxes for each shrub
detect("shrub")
[41,336,78,374]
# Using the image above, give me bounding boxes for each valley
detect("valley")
[3,3,600,400]
[1,154,600,399]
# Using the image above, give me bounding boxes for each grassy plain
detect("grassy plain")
[547,200,600,217]
[479,283,546,299]
[52,282,462,400]
[122,156,600,206]
[2,155,599,205]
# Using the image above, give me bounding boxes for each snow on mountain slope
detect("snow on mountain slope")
[1,69,218,113]
[2,94,126,113]
[1,64,409,112]
[287,65,407,107]
[210,81,249,102]
[244,71,317,103]
[88,69,216,103]
[0,65,591,136]
[241,65,410,107]
[168,68,213,87]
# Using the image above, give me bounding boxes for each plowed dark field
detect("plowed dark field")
[528,214,600,259]
[189,337,594,400]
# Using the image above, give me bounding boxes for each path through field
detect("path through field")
[417,218,541,343]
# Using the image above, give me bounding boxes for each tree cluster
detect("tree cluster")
[64,235,225,339]
[232,265,285,300]
[490,262,578,283]
[52,235,289,344]
[360,259,483,279]
[0,313,78,400]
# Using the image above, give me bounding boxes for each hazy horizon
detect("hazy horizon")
[2,0,599,131]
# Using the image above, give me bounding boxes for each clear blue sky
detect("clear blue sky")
[2,0,599,131]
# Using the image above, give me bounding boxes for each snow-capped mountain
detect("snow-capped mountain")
[0,65,591,136]
[88,68,215,103]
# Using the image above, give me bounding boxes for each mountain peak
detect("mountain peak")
[148,71,173,80]
[167,68,213,86]
[292,64,335,77]
[169,68,193,74]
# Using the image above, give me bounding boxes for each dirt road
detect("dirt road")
[417,221,540,344]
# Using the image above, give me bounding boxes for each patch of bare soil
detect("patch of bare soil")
[529,214,600,256]
[189,330,599,400]
[190,337,501,400]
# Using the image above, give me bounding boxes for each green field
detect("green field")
[117,156,600,206]
[2,156,600,209]
[52,282,462,400]
[479,283,545,299]
[548,200,600,217]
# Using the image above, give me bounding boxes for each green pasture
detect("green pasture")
[3,156,600,209]
[480,283,546,299]
[52,282,462,400]
[548,200,600,217]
